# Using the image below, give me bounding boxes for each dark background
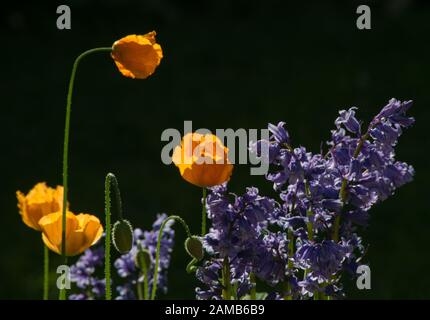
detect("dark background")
[0,0,428,299]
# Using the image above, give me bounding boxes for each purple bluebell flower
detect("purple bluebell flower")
[115,213,175,299]
[198,185,289,299]
[295,240,347,281]
[69,242,105,299]
[248,98,415,299]
[335,107,361,135]
[68,213,175,300]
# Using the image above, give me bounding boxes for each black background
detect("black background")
[0,0,428,299]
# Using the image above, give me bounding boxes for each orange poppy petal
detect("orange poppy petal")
[111,32,163,79]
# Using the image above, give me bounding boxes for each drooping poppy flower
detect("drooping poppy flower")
[39,211,103,256]
[111,31,163,79]
[172,132,234,187]
[16,182,64,231]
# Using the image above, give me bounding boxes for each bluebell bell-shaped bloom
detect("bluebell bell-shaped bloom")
[295,240,347,281]
[335,107,361,135]
[268,122,290,144]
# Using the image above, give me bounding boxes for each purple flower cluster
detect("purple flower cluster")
[197,98,414,299]
[68,213,175,300]
[115,213,175,299]
[69,245,105,300]
[196,185,282,299]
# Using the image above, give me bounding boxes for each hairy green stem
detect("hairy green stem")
[60,47,111,300]
[43,245,49,300]
[104,176,111,300]
[104,173,125,300]
[201,188,207,236]
[151,215,192,300]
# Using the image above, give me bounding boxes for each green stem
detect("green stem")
[104,175,111,300]
[137,279,144,300]
[186,258,198,274]
[314,291,320,300]
[43,245,49,300]
[250,273,256,300]
[136,251,149,300]
[201,188,207,236]
[222,257,231,300]
[151,215,192,300]
[60,47,111,300]
[58,257,68,300]
[304,180,314,240]
[104,173,124,300]
[143,260,149,300]
[284,229,295,300]
[332,132,370,242]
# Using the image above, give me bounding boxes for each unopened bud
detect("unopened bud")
[112,219,133,254]
[185,236,204,261]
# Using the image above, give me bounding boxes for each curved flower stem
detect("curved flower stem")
[201,188,207,236]
[60,47,112,300]
[186,258,198,274]
[151,215,192,300]
[43,245,49,300]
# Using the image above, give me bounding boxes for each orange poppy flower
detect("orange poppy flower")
[39,211,103,256]
[172,132,234,187]
[111,31,163,79]
[16,182,64,231]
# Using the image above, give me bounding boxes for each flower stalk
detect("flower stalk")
[136,244,150,300]
[151,215,192,300]
[332,131,370,242]
[105,172,128,300]
[60,47,111,300]
[43,245,49,300]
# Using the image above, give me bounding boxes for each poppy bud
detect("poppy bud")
[111,32,163,79]
[112,219,133,254]
[135,248,152,270]
[185,236,204,261]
